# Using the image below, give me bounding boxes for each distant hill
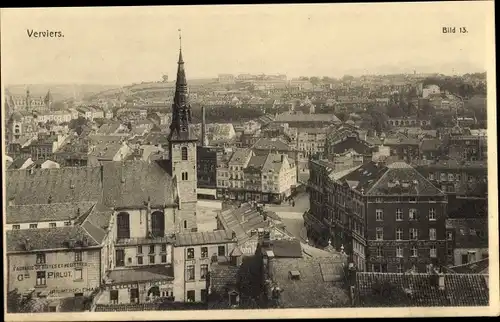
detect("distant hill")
[6,84,121,102]
[88,79,218,101]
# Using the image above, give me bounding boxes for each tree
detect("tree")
[68,116,89,135]
[310,77,321,90]
[336,111,349,123]
[162,74,169,83]
[94,117,108,127]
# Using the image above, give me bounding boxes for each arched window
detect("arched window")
[151,211,165,238]
[117,212,130,239]
[182,172,188,181]
[181,147,188,161]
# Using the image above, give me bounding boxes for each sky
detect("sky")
[0,2,494,85]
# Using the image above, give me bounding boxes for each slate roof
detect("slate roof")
[420,139,442,152]
[262,153,288,173]
[6,201,95,224]
[6,167,103,205]
[174,230,233,247]
[246,155,267,170]
[107,265,174,284]
[210,262,240,294]
[252,138,292,151]
[272,257,349,308]
[6,160,177,209]
[88,142,124,160]
[446,218,488,249]
[228,148,253,165]
[301,242,345,259]
[339,161,444,196]
[448,258,489,274]
[8,157,31,170]
[6,226,101,252]
[270,239,303,258]
[217,203,271,243]
[355,272,489,307]
[101,161,175,208]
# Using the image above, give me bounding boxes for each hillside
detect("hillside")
[6,84,120,102]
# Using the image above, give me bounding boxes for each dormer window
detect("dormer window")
[289,270,301,280]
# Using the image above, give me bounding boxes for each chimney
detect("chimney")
[231,230,237,241]
[280,154,284,162]
[202,106,208,147]
[48,195,53,204]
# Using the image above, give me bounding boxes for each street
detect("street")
[264,191,310,241]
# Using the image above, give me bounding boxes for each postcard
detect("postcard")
[1,2,498,320]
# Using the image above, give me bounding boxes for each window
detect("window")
[161,244,167,253]
[149,245,155,254]
[183,220,188,229]
[64,221,71,226]
[201,289,207,303]
[161,255,167,263]
[74,268,83,280]
[12,225,20,230]
[429,228,437,241]
[428,173,435,180]
[49,222,56,228]
[411,247,418,257]
[186,265,195,281]
[36,253,46,264]
[149,255,155,264]
[110,290,118,304]
[461,254,469,264]
[440,173,446,181]
[218,245,226,256]
[117,212,130,239]
[30,223,38,229]
[75,251,83,262]
[447,231,453,240]
[447,248,453,256]
[187,248,195,259]
[137,256,143,265]
[409,209,417,220]
[376,246,382,257]
[396,246,403,258]
[376,228,383,240]
[456,174,461,181]
[181,147,188,161]
[137,246,143,254]
[200,264,209,280]
[429,208,436,221]
[448,173,454,181]
[396,228,403,240]
[430,246,437,258]
[375,198,383,203]
[201,247,208,258]
[130,288,139,303]
[409,197,417,203]
[36,271,46,286]
[115,249,125,267]
[410,228,418,240]
[467,251,476,263]
[182,172,189,181]
[397,264,403,273]
[396,209,403,221]
[187,290,195,302]
[375,209,383,221]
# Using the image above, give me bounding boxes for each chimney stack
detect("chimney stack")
[202,106,208,147]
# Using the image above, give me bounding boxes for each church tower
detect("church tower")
[169,30,198,232]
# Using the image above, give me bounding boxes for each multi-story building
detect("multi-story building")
[172,231,236,302]
[443,126,487,161]
[445,218,488,267]
[308,160,448,273]
[6,201,113,306]
[296,127,328,160]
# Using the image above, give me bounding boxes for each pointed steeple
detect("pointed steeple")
[169,29,195,142]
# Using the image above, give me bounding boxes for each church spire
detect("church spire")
[169,29,195,142]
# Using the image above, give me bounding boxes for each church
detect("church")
[6,33,214,308]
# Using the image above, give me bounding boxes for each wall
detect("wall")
[114,244,173,268]
[112,207,176,240]
[173,242,236,302]
[6,220,74,230]
[171,141,198,204]
[453,248,488,266]
[8,248,102,298]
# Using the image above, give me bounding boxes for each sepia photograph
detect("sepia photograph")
[1,2,498,320]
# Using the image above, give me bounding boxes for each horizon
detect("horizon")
[1,3,490,85]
